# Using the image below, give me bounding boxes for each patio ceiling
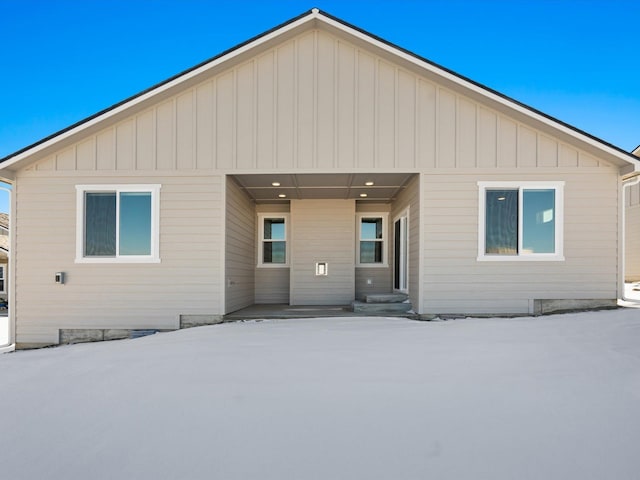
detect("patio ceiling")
[232,173,415,203]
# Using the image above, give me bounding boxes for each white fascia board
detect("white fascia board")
[0,11,319,171]
[316,12,638,169]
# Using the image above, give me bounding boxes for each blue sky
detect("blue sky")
[0,0,638,211]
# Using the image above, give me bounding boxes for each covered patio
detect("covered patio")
[224,172,420,315]
[224,302,418,321]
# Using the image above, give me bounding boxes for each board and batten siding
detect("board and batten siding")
[421,169,619,315]
[290,199,355,305]
[225,177,255,313]
[28,29,607,176]
[13,172,225,345]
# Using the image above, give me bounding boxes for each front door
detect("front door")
[393,212,408,292]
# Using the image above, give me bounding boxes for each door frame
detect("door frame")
[393,208,409,293]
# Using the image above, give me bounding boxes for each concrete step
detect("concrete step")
[364,293,408,303]
[352,301,412,314]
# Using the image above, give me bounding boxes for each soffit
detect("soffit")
[232,173,415,203]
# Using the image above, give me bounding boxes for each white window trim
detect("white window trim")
[75,184,161,263]
[356,212,389,267]
[393,208,410,293]
[477,181,564,262]
[0,265,5,294]
[257,213,289,268]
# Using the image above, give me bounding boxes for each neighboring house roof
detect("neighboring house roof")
[0,213,8,231]
[0,8,638,173]
[633,145,640,157]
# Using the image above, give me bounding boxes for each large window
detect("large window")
[0,265,5,293]
[357,213,388,266]
[478,182,564,261]
[258,214,288,266]
[76,185,160,263]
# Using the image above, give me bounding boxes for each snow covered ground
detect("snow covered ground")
[1,310,640,480]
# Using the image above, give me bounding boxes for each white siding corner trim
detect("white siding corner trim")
[75,184,161,263]
[477,181,565,262]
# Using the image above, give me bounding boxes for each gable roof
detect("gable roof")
[1,8,638,174]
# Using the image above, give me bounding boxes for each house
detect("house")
[0,9,638,349]
[625,145,640,282]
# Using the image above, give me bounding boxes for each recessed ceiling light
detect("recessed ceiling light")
[278,194,287,198]
[359,193,368,198]
[364,181,374,186]
[272,182,281,187]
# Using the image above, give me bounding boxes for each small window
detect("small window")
[357,213,388,266]
[76,185,160,263]
[478,182,564,261]
[258,214,288,266]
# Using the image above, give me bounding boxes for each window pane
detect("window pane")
[360,241,383,263]
[361,218,382,240]
[85,192,116,256]
[485,190,518,255]
[119,192,152,255]
[522,189,555,254]
[264,241,286,263]
[264,218,285,240]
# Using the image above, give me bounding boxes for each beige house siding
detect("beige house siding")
[354,268,390,300]
[255,203,290,304]
[255,268,289,304]
[290,199,355,305]
[625,183,640,281]
[225,177,255,313]
[421,168,619,315]
[390,175,421,310]
[28,29,609,176]
[354,202,392,299]
[13,172,225,345]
